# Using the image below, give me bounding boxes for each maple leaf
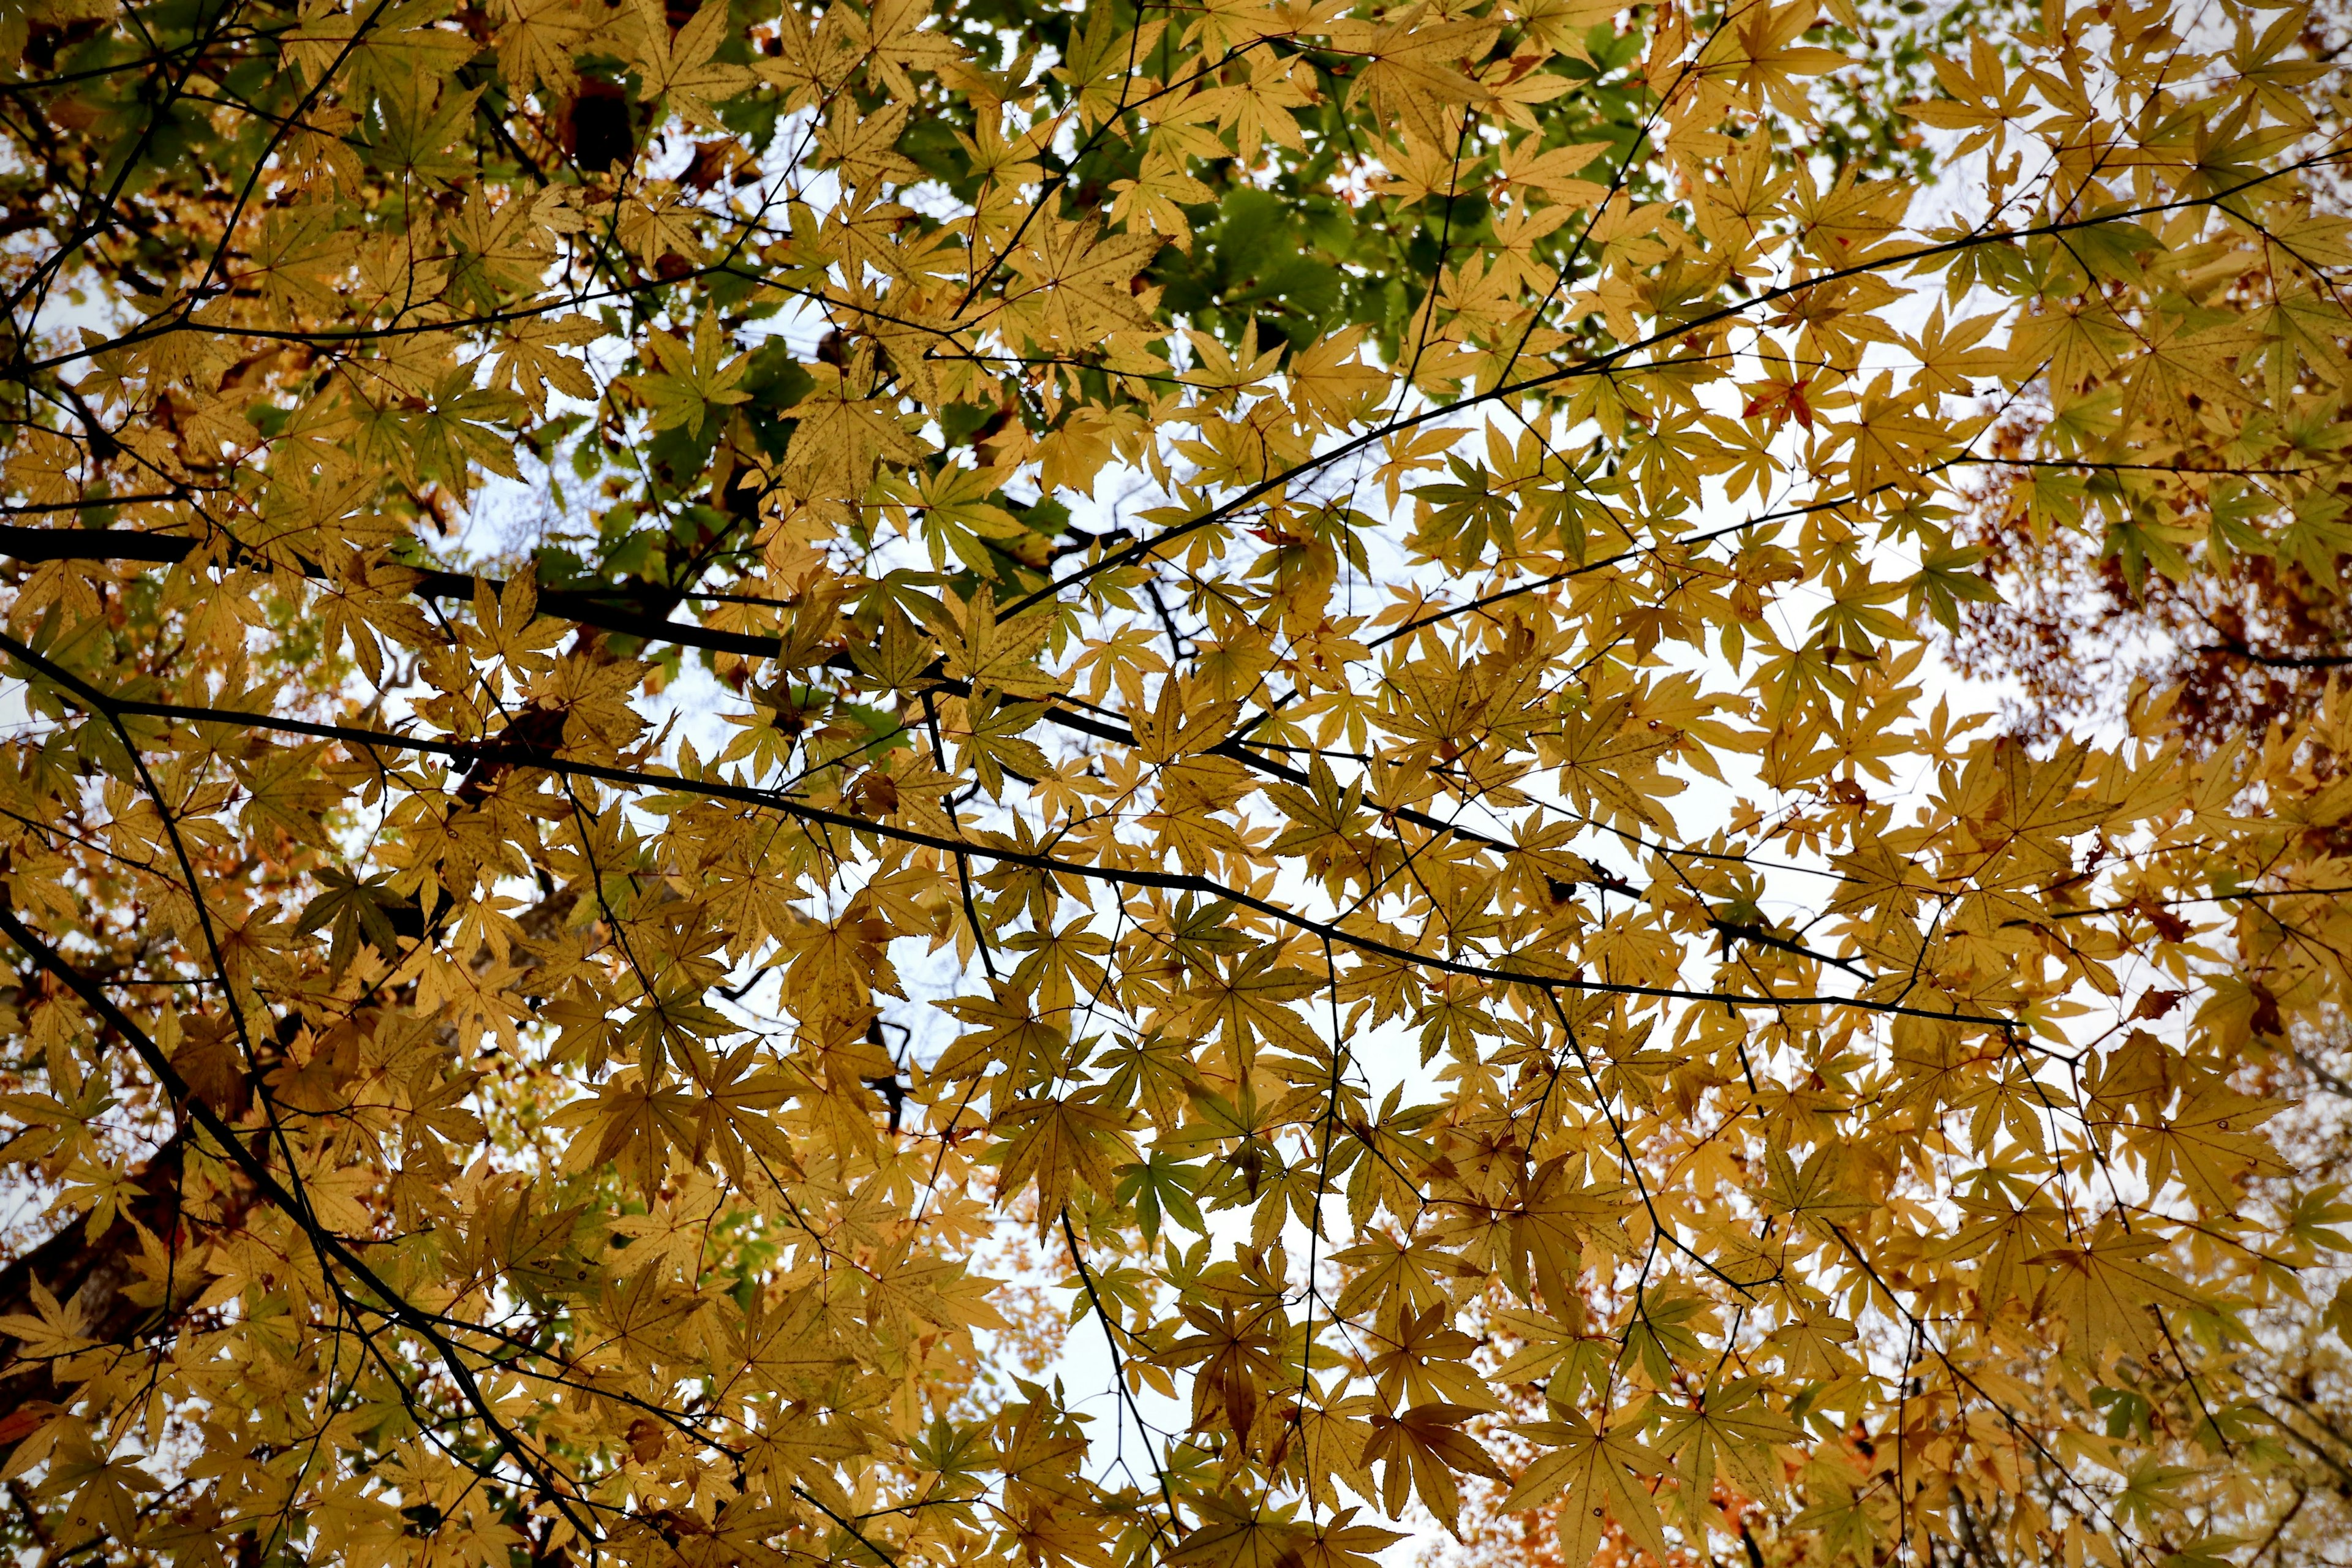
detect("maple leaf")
[489,314,601,415]
[685,1042,796,1184]
[1131,676,1239,763]
[2124,1082,2288,1210]
[284,0,478,96]
[0,1281,100,1360]
[1003,217,1162,350]
[1052,9,1166,127]
[995,1090,1138,1222]
[295,865,411,976]
[624,0,753,129]
[1109,146,1213,254]
[1502,1412,1670,1564]
[1293,1509,1406,1568]
[914,586,1063,699]
[1329,7,1497,150]
[883,462,1028,575]
[1364,1403,1506,1535]
[1901,33,2037,153]
[1330,1230,1478,1321]
[816,101,924,190]
[487,0,597,94]
[2030,1222,2209,1367]
[40,1437,162,1541]
[1759,1145,1875,1233]
[1169,1496,1306,1568]
[1174,952,1324,1079]
[1494,1154,1634,1308]
[551,1070,702,1189]
[935,985,1072,1085]
[780,359,927,502]
[1653,1376,1798,1519]
[628,313,750,431]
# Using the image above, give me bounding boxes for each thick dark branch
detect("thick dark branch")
[0,526,772,655]
[0,900,604,1545]
[2201,639,2352,669]
[0,528,1646,893]
[0,1129,243,1461]
[0,631,2011,1028]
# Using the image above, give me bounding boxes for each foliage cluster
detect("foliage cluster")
[2,0,2352,1562]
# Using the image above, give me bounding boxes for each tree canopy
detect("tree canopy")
[4,0,2352,1563]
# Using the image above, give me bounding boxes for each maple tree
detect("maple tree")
[2,0,2352,1562]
